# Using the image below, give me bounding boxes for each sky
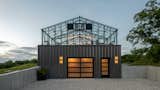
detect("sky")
[0,0,148,62]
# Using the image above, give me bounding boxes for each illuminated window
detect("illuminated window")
[114,56,119,64]
[59,56,63,64]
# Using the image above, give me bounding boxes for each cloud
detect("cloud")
[0,41,17,47]
[0,41,18,55]
[0,41,37,63]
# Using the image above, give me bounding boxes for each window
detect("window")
[86,24,92,29]
[67,24,74,30]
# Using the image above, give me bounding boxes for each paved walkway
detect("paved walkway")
[21,79,160,90]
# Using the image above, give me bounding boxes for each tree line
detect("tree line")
[0,59,37,69]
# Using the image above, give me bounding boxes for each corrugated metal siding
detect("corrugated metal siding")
[38,45,121,78]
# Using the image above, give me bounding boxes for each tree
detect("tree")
[146,44,160,63]
[127,0,160,45]
[125,0,160,65]
[122,48,148,63]
[130,48,148,56]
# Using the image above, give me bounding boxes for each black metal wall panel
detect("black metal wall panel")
[38,45,121,78]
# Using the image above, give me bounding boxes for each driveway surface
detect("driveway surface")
[21,79,160,90]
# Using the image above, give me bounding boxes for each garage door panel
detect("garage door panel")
[81,58,93,62]
[81,73,93,77]
[81,63,93,67]
[68,63,80,67]
[68,68,80,72]
[68,58,80,63]
[68,73,80,77]
[81,68,93,72]
[68,58,93,78]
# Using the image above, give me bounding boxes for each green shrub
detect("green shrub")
[37,68,48,80]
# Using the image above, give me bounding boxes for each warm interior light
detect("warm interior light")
[59,60,63,64]
[81,58,93,62]
[114,56,119,64]
[59,56,63,64]
[68,58,80,62]
[101,59,108,75]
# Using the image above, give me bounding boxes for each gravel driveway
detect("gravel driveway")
[20,79,160,90]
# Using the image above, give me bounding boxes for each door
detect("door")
[67,58,93,78]
[101,58,109,77]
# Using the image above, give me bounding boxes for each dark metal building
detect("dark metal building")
[38,16,121,78]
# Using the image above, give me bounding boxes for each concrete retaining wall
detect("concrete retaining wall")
[0,64,159,90]
[147,66,160,81]
[122,64,160,82]
[0,66,39,90]
[122,64,147,79]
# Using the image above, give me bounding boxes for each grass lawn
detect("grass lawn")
[0,63,37,74]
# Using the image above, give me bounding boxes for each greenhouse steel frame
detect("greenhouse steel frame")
[41,16,118,45]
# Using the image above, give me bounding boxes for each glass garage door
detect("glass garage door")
[68,58,93,78]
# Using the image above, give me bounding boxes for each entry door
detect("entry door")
[68,58,93,78]
[101,58,109,77]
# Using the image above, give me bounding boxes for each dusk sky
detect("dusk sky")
[0,0,147,62]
